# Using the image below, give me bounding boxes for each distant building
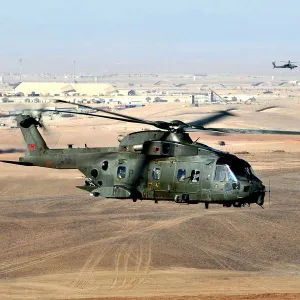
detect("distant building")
[289,80,300,85]
[107,89,137,96]
[188,92,212,105]
[14,82,115,97]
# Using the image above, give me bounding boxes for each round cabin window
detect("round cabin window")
[102,161,108,171]
[91,168,98,178]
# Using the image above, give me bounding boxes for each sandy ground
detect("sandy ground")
[0,102,300,300]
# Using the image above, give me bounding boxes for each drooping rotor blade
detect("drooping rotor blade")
[256,106,278,112]
[53,99,154,125]
[38,109,154,126]
[186,109,236,129]
[44,108,238,131]
[22,105,251,133]
[203,128,300,135]
[0,160,33,166]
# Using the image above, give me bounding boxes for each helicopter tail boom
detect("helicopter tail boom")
[17,115,49,157]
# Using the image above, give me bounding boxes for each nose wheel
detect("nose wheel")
[205,202,209,209]
[256,195,264,206]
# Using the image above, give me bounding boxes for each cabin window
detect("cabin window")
[191,170,200,182]
[152,167,161,180]
[102,160,108,171]
[117,166,126,179]
[177,169,186,181]
[162,143,171,154]
[91,169,98,178]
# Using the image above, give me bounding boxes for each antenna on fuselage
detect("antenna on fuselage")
[268,178,271,207]
[193,137,201,144]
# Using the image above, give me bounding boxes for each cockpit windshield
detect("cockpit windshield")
[214,164,237,182]
[250,167,260,179]
[215,157,261,182]
[226,164,260,181]
[229,164,249,181]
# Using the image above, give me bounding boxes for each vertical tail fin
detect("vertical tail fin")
[272,62,276,68]
[17,115,48,156]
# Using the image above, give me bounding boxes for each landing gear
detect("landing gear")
[132,198,137,202]
[233,201,241,208]
[205,202,209,209]
[155,199,158,204]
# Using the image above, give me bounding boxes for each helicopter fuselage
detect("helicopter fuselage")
[78,136,265,207]
[18,127,265,208]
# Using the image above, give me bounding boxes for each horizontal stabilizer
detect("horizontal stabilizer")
[0,160,33,166]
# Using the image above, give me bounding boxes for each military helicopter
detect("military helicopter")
[2,100,300,209]
[272,61,298,70]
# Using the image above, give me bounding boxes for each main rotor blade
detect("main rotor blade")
[53,99,153,125]
[187,109,236,128]
[38,109,154,125]
[0,160,33,166]
[256,106,278,112]
[203,128,300,135]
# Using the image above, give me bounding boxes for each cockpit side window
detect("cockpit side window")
[215,165,227,181]
[214,164,237,182]
[177,169,186,181]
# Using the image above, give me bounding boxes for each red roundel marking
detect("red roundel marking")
[153,147,160,153]
[29,144,36,151]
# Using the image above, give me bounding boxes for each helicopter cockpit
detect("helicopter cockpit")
[214,164,238,183]
[213,156,265,206]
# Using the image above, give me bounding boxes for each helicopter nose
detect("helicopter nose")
[236,180,265,204]
[249,181,265,203]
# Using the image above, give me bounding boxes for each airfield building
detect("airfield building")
[188,91,214,105]
[14,82,115,97]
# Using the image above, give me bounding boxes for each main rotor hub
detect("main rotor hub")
[170,120,186,127]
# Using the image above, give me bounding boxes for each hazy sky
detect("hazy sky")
[0,0,299,74]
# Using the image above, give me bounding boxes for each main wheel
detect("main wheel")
[205,202,209,209]
[233,201,241,207]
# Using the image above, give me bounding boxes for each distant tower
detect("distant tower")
[19,58,22,81]
[210,90,214,102]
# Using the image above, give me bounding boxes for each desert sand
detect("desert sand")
[1,101,300,300]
